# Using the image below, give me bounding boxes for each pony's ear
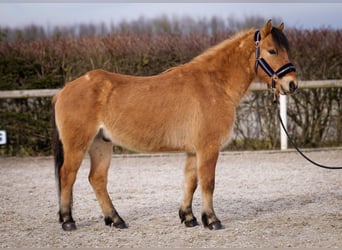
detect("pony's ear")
[261,19,273,37]
[278,22,285,31]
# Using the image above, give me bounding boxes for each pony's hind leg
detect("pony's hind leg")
[179,153,199,227]
[58,151,84,231]
[55,121,100,231]
[88,133,127,229]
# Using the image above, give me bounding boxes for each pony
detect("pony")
[52,20,298,231]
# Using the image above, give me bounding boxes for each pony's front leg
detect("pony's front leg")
[197,148,223,230]
[179,153,199,227]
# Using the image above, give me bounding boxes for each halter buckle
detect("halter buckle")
[255,46,260,60]
[254,30,261,60]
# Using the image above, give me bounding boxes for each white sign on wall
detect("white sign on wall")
[0,130,7,145]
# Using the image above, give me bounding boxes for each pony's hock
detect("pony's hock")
[52,20,298,231]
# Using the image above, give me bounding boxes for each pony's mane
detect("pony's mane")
[190,26,290,64]
[191,29,254,64]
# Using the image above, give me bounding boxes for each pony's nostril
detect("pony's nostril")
[289,81,297,92]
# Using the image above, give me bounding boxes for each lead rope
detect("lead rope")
[277,104,342,170]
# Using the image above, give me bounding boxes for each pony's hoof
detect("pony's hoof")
[184,218,199,228]
[179,208,198,227]
[113,221,128,229]
[62,221,77,231]
[207,221,224,230]
[105,216,128,229]
[202,213,223,230]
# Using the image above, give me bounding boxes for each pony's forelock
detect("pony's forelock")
[271,27,290,52]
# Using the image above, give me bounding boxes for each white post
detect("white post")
[279,95,287,150]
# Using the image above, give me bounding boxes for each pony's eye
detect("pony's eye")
[269,49,277,55]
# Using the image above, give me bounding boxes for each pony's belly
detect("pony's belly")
[111,136,189,153]
[103,126,192,153]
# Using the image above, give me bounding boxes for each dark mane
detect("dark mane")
[271,27,290,52]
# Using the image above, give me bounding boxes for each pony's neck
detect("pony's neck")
[190,29,257,105]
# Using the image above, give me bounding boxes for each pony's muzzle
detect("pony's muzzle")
[289,81,297,93]
[279,75,298,95]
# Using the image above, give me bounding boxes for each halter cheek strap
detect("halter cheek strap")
[254,30,296,89]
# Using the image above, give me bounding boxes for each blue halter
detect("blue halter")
[254,30,296,89]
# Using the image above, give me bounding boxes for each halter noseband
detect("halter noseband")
[254,30,296,89]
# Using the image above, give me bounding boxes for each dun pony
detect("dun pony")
[52,20,298,231]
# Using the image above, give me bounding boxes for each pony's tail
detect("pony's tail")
[52,99,64,201]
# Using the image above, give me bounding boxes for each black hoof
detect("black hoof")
[62,221,77,231]
[184,218,199,228]
[113,221,128,229]
[207,221,224,230]
[179,209,199,228]
[105,216,128,229]
[202,213,224,230]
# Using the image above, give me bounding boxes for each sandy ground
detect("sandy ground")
[0,148,342,248]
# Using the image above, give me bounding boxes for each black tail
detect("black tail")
[52,101,64,200]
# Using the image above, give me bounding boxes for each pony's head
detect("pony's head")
[255,20,298,96]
